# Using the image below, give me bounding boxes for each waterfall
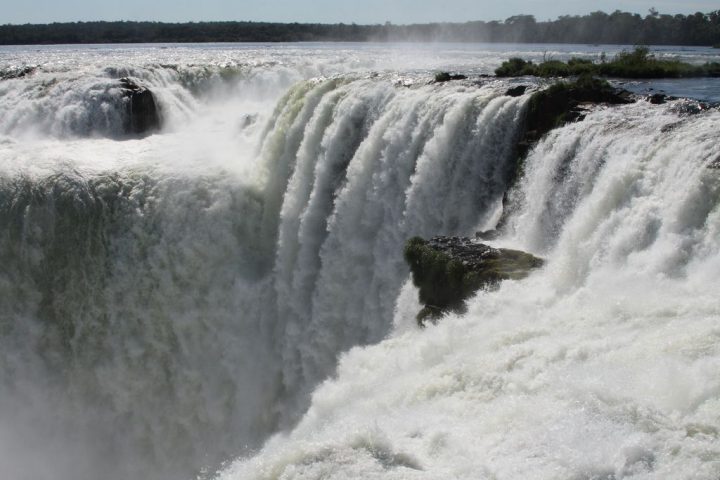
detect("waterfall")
[0,61,302,138]
[3,42,719,479]
[0,74,527,480]
[218,101,720,480]
[269,79,524,421]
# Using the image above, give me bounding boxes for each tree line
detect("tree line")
[1,10,719,46]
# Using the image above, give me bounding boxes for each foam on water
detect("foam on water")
[218,103,720,480]
[0,56,526,479]
[1,44,719,480]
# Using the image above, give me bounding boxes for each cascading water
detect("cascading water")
[2,43,719,480]
[269,79,524,420]
[218,101,720,479]
[0,48,529,480]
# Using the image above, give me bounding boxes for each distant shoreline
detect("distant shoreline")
[1,11,719,46]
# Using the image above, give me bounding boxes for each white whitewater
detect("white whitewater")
[270,79,523,420]
[0,56,526,480]
[219,102,720,479]
[1,44,719,480]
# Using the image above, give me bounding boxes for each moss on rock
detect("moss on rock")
[433,72,468,83]
[404,236,543,325]
[523,75,633,143]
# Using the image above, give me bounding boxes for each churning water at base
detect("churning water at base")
[218,102,720,480]
[1,44,719,480]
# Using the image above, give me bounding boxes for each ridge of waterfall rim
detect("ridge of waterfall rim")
[1,43,720,480]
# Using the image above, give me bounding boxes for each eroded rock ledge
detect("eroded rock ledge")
[0,65,36,80]
[520,76,634,149]
[496,76,636,229]
[404,236,544,325]
[119,77,161,135]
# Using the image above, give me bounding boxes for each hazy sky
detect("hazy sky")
[1,0,718,24]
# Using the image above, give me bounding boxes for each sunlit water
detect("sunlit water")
[1,42,719,480]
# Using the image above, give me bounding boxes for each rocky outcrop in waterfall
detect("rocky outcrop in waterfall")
[505,85,528,97]
[404,78,636,325]
[119,77,160,135]
[520,76,634,149]
[1,65,36,80]
[404,236,544,325]
[496,76,636,229]
[433,72,468,83]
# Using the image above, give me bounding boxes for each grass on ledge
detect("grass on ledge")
[496,46,720,79]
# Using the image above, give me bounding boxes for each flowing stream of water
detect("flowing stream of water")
[1,43,719,480]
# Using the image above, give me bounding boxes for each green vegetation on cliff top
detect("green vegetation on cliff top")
[496,46,720,78]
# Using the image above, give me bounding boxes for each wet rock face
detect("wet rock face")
[496,77,636,230]
[433,72,468,83]
[505,85,528,97]
[521,76,634,147]
[668,98,715,116]
[404,236,544,325]
[0,65,36,80]
[647,93,671,104]
[119,77,160,135]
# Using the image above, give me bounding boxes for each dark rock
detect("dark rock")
[646,92,680,105]
[1,65,36,80]
[505,85,527,97]
[647,93,668,104]
[475,230,501,240]
[119,77,160,135]
[660,101,719,132]
[709,157,720,169]
[565,103,594,123]
[615,89,636,104]
[522,76,634,145]
[404,236,544,325]
[434,72,467,83]
[668,99,712,117]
